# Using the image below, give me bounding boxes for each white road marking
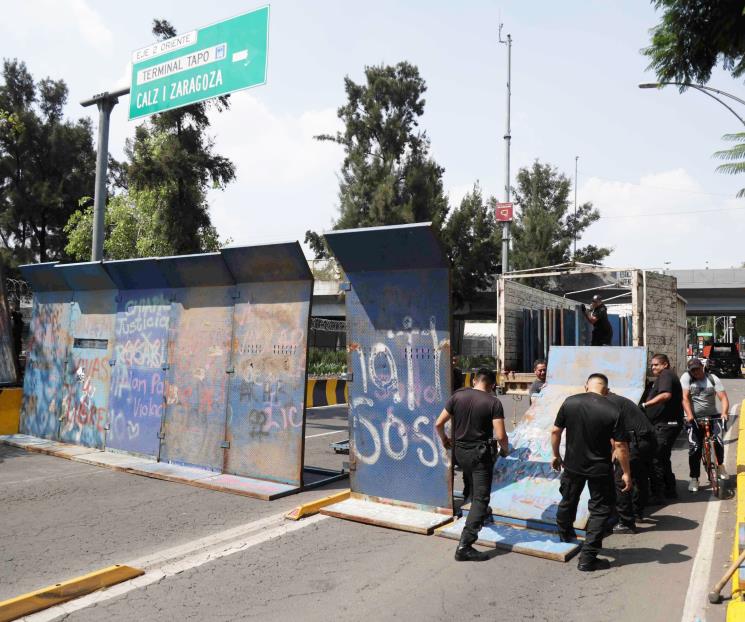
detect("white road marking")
[305,429,346,439]
[24,512,328,621]
[680,405,739,622]
[1,468,109,487]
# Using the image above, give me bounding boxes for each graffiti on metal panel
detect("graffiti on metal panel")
[20,297,70,439]
[161,289,232,471]
[107,293,170,456]
[59,295,115,449]
[488,346,647,528]
[0,285,15,384]
[225,283,310,484]
[350,315,450,470]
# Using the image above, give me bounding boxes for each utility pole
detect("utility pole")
[80,87,129,262]
[499,24,512,273]
[573,155,578,259]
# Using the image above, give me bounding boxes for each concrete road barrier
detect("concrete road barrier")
[306,378,348,407]
[0,387,21,435]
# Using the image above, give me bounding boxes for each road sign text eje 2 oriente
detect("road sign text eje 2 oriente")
[129,7,269,120]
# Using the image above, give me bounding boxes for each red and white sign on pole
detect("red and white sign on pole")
[495,202,514,222]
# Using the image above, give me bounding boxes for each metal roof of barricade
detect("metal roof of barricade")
[221,242,312,283]
[324,222,448,272]
[103,257,171,290]
[56,261,116,291]
[18,262,69,291]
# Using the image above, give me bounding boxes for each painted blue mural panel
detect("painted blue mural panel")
[19,291,72,439]
[225,280,311,485]
[107,290,172,457]
[59,290,117,449]
[345,268,451,509]
[160,286,234,472]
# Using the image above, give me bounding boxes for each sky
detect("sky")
[2,0,744,270]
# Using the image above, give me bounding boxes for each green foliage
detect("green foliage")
[0,59,95,267]
[307,62,449,249]
[714,132,745,197]
[64,188,227,261]
[121,19,235,255]
[455,354,497,371]
[511,160,611,271]
[308,348,347,376]
[440,184,501,307]
[643,0,745,85]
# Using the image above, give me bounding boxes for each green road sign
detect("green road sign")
[129,7,269,120]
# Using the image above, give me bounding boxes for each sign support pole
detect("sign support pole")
[80,87,129,262]
[499,26,512,274]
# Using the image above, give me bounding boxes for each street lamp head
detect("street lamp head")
[638,83,662,89]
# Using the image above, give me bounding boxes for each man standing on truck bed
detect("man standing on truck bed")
[583,295,613,346]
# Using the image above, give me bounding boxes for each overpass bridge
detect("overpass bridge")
[670,268,745,315]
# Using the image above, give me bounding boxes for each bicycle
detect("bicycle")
[697,416,727,499]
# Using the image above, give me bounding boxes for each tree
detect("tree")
[440,184,501,308]
[0,59,95,267]
[714,132,745,196]
[510,160,610,271]
[306,62,449,257]
[121,19,235,255]
[642,0,745,85]
[64,188,222,261]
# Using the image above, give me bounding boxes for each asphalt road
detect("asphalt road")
[3,385,743,622]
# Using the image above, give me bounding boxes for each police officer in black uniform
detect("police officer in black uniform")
[436,368,509,562]
[607,389,657,532]
[583,295,613,346]
[551,373,631,571]
[641,353,684,503]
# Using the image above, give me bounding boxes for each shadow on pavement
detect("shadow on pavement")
[636,513,699,532]
[604,543,691,566]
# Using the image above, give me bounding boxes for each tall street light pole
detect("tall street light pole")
[639,82,745,127]
[499,25,512,273]
[573,155,578,259]
[80,87,129,262]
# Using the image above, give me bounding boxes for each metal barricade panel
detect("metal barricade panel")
[19,291,72,439]
[489,346,647,528]
[0,264,17,385]
[107,290,172,457]
[160,286,234,472]
[59,290,117,448]
[224,280,311,485]
[346,268,451,510]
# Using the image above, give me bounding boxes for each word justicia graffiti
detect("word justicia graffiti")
[350,316,450,468]
[116,303,170,337]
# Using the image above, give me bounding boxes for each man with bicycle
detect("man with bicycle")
[681,358,730,492]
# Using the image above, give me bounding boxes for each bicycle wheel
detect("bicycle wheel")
[704,439,719,497]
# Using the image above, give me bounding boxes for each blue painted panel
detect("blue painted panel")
[221,242,312,283]
[20,291,72,439]
[345,268,451,509]
[103,258,170,290]
[160,286,234,471]
[325,223,448,272]
[488,346,647,529]
[19,262,67,292]
[225,280,311,485]
[159,253,233,288]
[57,262,116,291]
[59,290,117,448]
[107,290,172,457]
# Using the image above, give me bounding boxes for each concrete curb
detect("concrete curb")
[0,564,143,621]
[306,378,348,407]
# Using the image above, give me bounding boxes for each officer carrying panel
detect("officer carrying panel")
[324,224,452,515]
[222,243,312,486]
[19,263,72,440]
[438,346,647,560]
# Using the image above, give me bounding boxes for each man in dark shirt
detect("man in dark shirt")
[641,353,684,502]
[529,359,547,404]
[583,295,613,346]
[436,368,509,562]
[607,390,657,532]
[551,373,631,571]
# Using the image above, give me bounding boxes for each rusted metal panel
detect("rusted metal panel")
[325,224,452,512]
[107,290,172,457]
[488,346,647,529]
[160,286,234,472]
[19,291,72,439]
[59,290,117,449]
[224,280,311,485]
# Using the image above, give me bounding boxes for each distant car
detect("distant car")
[707,343,742,379]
